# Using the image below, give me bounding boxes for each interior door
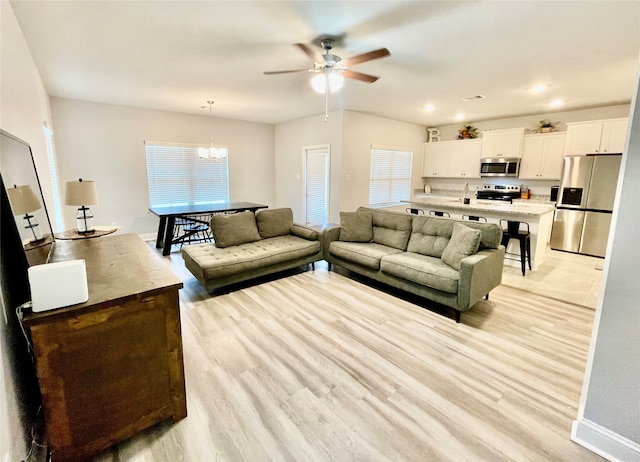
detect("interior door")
[304,145,329,227]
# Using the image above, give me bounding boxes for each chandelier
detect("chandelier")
[198,100,226,162]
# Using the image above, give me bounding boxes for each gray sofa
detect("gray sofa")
[182,208,322,291]
[323,207,505,322]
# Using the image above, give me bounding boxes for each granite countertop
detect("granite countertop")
[405,196,556,217]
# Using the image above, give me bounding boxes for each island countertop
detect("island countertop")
[403,197,555,217]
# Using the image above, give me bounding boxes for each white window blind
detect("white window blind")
[368,146,413,207]
[43,123,65,232]
[145,141,229,208]
[305,146,329,226]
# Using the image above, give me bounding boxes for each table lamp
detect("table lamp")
[7,184,44,243]
[65,179,99,233]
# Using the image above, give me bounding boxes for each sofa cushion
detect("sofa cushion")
[256,208,294,238]
[380,252,459,294]
[407,216,453,257]
[357,207,412,250]
[183,235,321,279]
[329,241,403,270]
[339,210,373,242]
[210,212,262,248]
[441,223,482,270]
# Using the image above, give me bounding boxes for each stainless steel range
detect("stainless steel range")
[476,184,521,203]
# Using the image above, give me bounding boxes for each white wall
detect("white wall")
[571,70,640,461]
[275,110,426,224]
[51,98,276,235]
[341,111,426,214]
[0,3,55,460]
[275,111,344,223]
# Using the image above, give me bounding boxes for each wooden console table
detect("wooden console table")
[23,234,186,461]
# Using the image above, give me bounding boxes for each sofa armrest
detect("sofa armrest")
[290,224,320,241]
[322,225,341,260]
[457,246,505,310]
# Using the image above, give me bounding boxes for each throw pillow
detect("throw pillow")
[339,211,373,242]
[210,211,262,248]
[441,222,482,270]
[256,208,294,238]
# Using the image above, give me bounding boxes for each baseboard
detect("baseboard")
[138,232,157,242]
[571,418,640,462]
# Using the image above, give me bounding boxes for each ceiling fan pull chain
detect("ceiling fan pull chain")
[324,81,329,122]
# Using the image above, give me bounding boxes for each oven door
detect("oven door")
[480,158,520,177]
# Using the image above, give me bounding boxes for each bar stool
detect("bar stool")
[462,215,487,222]
[428,210,451,217]
[406,208,425,215]
[500,219,532,276]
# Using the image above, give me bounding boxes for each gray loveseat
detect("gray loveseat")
[324,207,505,322]
[182,208,322,291]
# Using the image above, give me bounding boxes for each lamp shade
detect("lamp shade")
[7,184,42,215]
[65,179,99,206]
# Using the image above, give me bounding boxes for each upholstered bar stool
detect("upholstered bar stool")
[500,219,532,276]
[406,208,425,215]
[462,215,487,222]
[428,210,450,217]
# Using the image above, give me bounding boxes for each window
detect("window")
[304,145,330,226]
[368,145,413,207]
[145,141,229,208]
[43,122,65,232]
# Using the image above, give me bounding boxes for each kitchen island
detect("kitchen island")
[400,196,556,271]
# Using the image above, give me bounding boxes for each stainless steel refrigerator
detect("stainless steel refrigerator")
[550,154,621,258]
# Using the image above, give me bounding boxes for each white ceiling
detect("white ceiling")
[10,1,640,126]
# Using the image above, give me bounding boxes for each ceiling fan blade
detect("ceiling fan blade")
[263,69,311,75]
[294,43,323,63]
[342,48,390,67]
[341,69,379,83]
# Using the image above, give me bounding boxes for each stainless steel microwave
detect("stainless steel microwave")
[480,157,521,177]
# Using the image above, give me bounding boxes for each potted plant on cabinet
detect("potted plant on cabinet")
[457,124,479,139]
[538,119,559,133]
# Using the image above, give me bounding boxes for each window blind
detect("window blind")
[145,141,229,208]
[368,146,413,207]
[305,147,329,226]
[43,123,65,232]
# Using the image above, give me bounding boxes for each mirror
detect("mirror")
[0,129,55,266]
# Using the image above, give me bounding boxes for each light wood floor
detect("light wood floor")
[93,250,603,461]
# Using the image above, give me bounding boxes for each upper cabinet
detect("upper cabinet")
[481,128,525,158]
[563,118,628,155]
[519,133,566,180]
[422,139,481,178]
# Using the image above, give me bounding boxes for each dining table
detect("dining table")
[149,201,268,255]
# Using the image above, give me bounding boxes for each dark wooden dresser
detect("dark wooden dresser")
[22,233,186,461]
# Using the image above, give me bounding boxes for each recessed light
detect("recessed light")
[455,113,465,121]
[531,84,548,93]
[424,104,436,112]
[551,99,564,107]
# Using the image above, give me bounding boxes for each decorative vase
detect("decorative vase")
[541,127,552,133]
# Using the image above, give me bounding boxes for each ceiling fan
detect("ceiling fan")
[264,38,390,88]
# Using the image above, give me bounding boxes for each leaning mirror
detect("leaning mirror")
[0,129,55,266]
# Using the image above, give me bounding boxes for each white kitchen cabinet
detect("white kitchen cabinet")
[481,128,525,158]
[422,139,481,178]
[564,118,628,155]
[422,142,450,177]
[519,133,566,180]
[448,139,482,177]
